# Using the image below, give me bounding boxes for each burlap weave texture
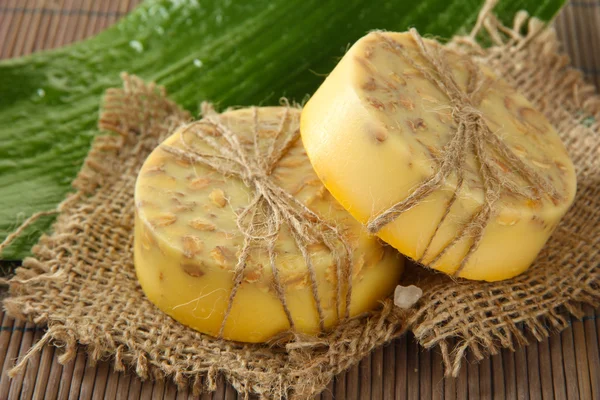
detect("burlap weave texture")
[4,6,600,399]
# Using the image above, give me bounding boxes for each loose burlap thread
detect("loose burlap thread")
[3,3,600,399]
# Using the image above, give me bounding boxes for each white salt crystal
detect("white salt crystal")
[394,285,423,309]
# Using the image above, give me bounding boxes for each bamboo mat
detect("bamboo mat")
[0,0,599,399]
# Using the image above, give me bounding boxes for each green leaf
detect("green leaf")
[0,0,565,259]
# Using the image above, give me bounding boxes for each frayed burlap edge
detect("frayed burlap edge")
[2,76,410,399]
[406,10,600,376]
[2,2,600,399]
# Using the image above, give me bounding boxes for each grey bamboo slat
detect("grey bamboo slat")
[0,319,26,397]
[372,346,384,400]
[583,306,600,399]
[383,342,396,400]
[395,334,408,400]
[125,374,144,399]
[477,357,491,400]
[20,328,45,400]
[68,351,88,399]
[347,361,360,400]
[537,335,555,400]
[525,337,542,400]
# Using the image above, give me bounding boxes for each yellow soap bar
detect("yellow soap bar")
[301,31,576,282]
[134,107,403,343]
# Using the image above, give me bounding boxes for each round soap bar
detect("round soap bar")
[300,31,576,282]
[134,106,403,343]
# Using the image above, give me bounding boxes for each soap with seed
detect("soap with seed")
[300,31,576,282]
[134,106,403,343]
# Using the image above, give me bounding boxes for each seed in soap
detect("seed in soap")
[526,198,543,210]
[419,92,442,105]
[383,80,398,91]
[141,226,155,250]
[282,272,309,289]
[494,159,510,173]
[362,78,377,91]
[174,158,192,168]
[368,97,385,110]
[425,145,440,159]
[182,235,204,258]
[519,107,546,133]
[172,198,196,212]
[244,265,263,283]
[301,31,577,281]
[371,128,388,143]
[188,177,211,190]
[145,165,165,175]
[389,72,407,86]
[388,101,400,112]
[209,189,227,208]
[189,219,216,231]
[402,68,420,78]
[437,111,453,124]
[398,96,415,110]
[352,254,366,279]
[325,263,337,284]
[135,106,404,342]
[407,118,426,132]
[496,213,520,226]
[166,190,186,198]
[152,213,177,227]
[181,262,205,278]
[277,158,305,169]
[504,96,516,112]
[555,161,568,172]
[210,246,235,268]
[531,215,548,230]
[512,144,527,157]
[531,159,551,169]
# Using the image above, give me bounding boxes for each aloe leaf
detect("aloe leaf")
[0,0,565,259]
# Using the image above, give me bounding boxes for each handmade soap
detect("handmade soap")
[134,106,403,343]
[301,30,576,282]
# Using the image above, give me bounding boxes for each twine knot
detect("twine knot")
[162,107,353,337]
[241,169,269,186]
[367,29,561,277]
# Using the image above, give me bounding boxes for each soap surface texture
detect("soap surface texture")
[301,31,576,281]
[134,106,403,342]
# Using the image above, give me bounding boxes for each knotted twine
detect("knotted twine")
[2,2,600,397]
[367,29,562,276]
[161,105,353,336]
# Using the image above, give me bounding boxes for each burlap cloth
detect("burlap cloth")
[3,5,600,399]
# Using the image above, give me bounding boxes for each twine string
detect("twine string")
[162,107,352,337]
[367,29,561,276]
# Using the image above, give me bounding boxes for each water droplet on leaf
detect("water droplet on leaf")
[129,40,144,53]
